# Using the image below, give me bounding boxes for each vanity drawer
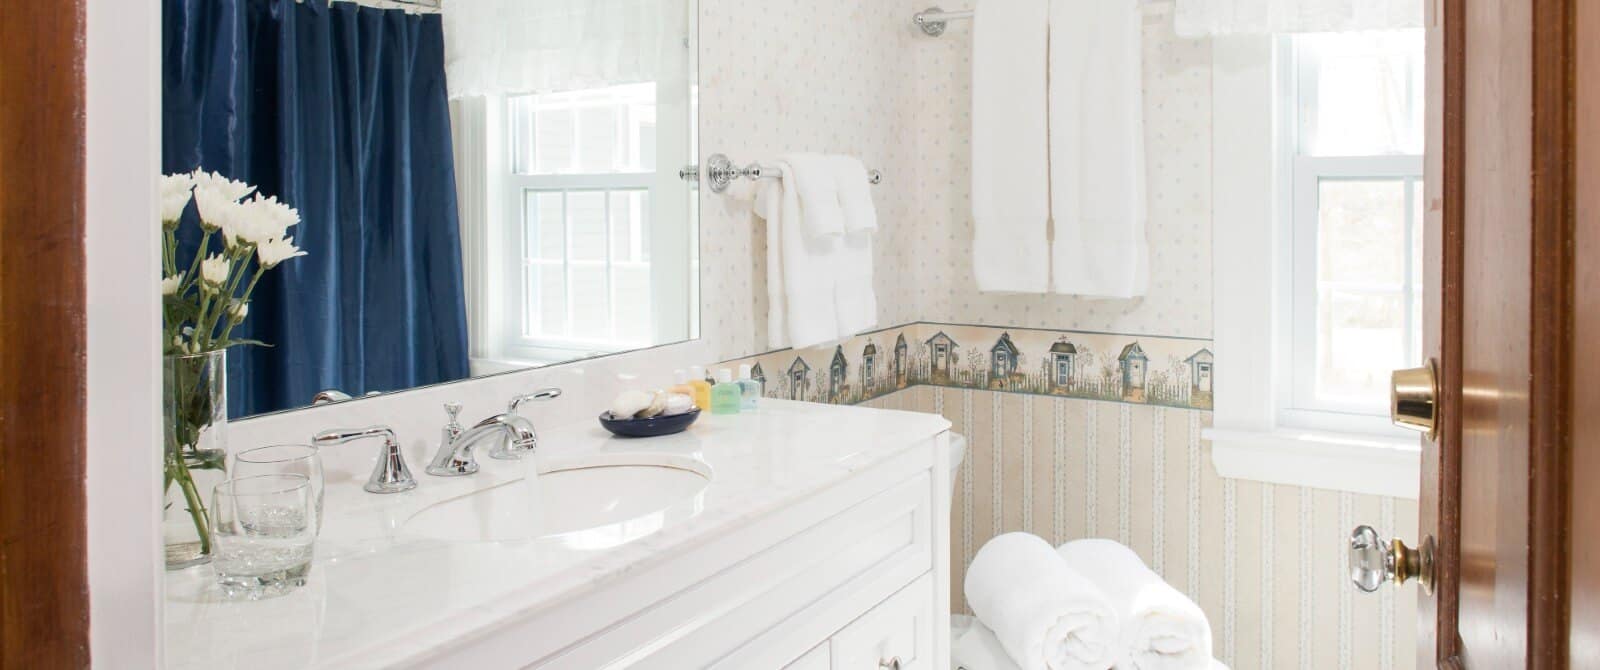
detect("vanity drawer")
[784,643,831,670]
[829,573,934,670]
[539,464,936,669]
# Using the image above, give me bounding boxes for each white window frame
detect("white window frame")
[1280,33,1425,434]
[1282,153,1423,433]
[452,4,697,374]
[500,87,660,362]
[1205,35,1422,500]
[500,174,657,362]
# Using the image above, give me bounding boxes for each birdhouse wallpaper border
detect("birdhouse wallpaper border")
[717,322,1215,411]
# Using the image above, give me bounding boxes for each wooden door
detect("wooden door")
[0,0,92,666]
[1413,0,1582,667]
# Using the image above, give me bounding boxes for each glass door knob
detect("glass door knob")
[1349,525,1434,594]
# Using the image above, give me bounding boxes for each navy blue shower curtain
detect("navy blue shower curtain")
[163,0,471,417]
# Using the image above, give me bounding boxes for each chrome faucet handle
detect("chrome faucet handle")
[508,387,562,413]
[495,388,560,460]
[312,425,417,494]
[443,402,464,437]
[427,402,479,477]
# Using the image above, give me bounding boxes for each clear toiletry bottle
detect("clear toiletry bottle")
[711,368,742,415]
[687,365,713,411]
[736,363,762,409]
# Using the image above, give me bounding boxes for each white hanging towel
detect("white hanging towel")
[1049,0,1148,298]
[831,155,878,234]
[831,155,879,336]
[964,533,1120,670]
[754,162,844,350]
[971,0,1050,293]
[783,153,848,239]
[1056,539,1214,670]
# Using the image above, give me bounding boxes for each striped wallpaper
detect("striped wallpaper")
[857,386,1419,670]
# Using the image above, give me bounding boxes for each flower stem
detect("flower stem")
[180,230,213,298]
[166,452,212,555]
[217,266,265,345]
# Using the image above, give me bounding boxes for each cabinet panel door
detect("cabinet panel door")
[829,573,934,670]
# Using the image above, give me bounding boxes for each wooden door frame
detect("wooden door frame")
[1428,0,1574,667]
[0,0,93,666]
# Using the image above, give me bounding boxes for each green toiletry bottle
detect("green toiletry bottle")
[711,368,742,415]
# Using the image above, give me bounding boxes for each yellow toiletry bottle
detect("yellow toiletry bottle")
[687,365,713,411]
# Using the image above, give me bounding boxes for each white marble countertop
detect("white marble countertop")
[164,400,950,669]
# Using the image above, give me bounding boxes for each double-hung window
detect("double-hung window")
[1282,31,1424,432]
[1207,29,1427,498]
[504,83,659,360]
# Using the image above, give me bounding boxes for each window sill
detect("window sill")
[1203,426,1421,499]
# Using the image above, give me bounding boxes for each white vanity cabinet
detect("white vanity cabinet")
[423,435,950,669]
[165,401,952,670]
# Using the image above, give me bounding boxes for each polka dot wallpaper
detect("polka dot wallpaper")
[696,1,1214,366]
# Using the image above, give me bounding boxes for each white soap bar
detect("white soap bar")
[662,393,695,416]
[610,390,654,420]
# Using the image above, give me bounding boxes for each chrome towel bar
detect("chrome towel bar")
[701,153,883,194]
[912,6,972,36]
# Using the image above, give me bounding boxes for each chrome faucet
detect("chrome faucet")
[312,425,417,494]
[494,388,562,460]
[426,404,539,476]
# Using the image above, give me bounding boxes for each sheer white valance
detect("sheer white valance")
[443,0,672,99]
[1173,0,1422,37]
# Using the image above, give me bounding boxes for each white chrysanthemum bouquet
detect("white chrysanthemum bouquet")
[161,170,307,355]
[159,169,307,566]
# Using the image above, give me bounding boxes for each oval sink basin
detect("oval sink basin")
[403,455,711,549]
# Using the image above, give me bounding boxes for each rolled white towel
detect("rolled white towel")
[1056,539,1214,670]
[965,533,1120,670]
[954,616,1023,670]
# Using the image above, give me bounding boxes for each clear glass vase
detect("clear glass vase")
[163,350,229,570]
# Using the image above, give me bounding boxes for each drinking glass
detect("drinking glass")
[210,474,316,600]
[233,444,324,532]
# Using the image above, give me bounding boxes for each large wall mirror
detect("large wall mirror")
[162,0,699,418]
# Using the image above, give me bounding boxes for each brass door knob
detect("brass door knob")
[1349,525,1434,594]
[1391,359,1439,439]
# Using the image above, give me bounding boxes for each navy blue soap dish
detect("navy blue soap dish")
[598,408,700,438]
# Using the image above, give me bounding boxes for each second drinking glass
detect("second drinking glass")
[232,444,324,532]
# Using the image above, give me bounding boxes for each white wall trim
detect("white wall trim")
[87,0,164,664]
[1205,428,1420,499]
[1209,36,1421,499]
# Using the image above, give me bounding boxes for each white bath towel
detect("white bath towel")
[1049,0,1148,298]
[1056,539,1213,670]
[952,617,1229,670]
[782,153,848,239]
[971,0,1050,293]
[754,162,842,349]
[833,229,879,338]
[955,616,1023,670]
[965,533,1120,670]
[830,155,879,336]
[832,155,878,234]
